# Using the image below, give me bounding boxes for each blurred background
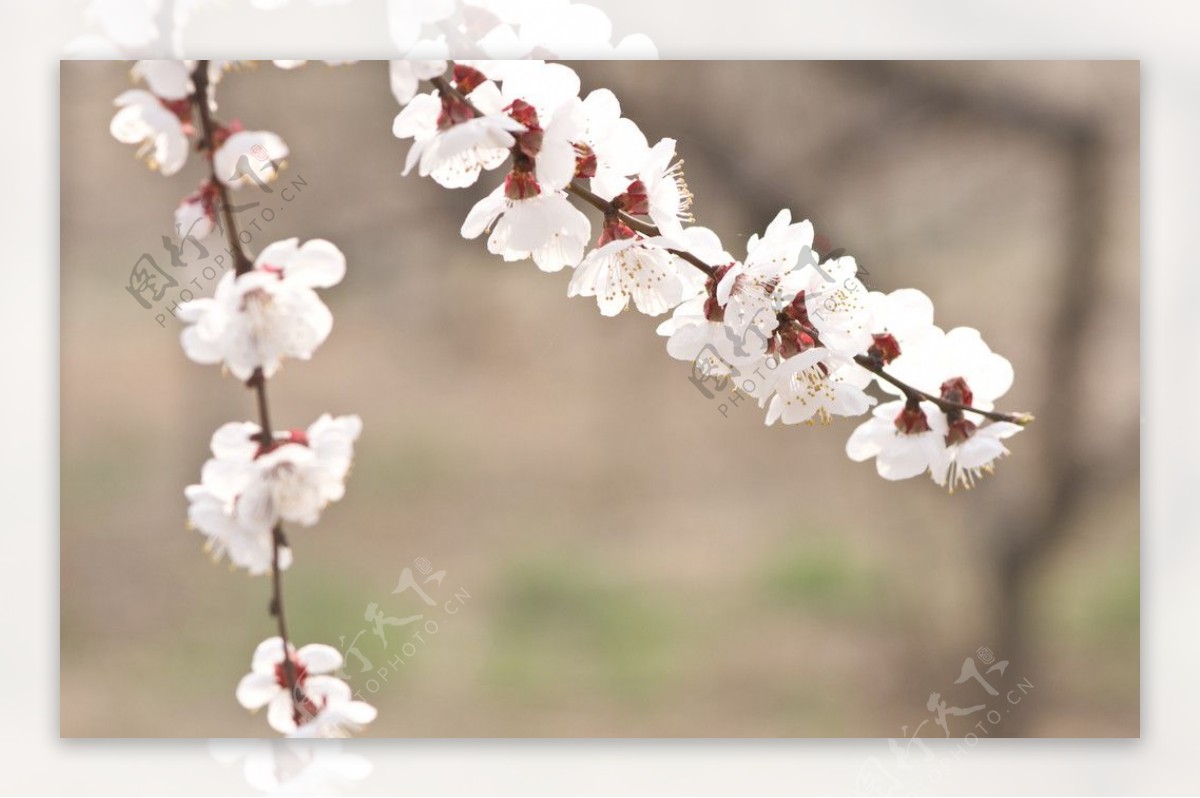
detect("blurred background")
[60,61,1138,738]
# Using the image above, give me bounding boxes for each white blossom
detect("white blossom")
[471,0,658,59]
[882,326,1014,411]
[179,238,345,380]
[174,181,219,241]
[845,399,950,481]
[386,0,456,52]
[568,234,682,316]
[762,348,875,425]
[185,483,288,576]
[715,209,816,346]
[852,326,1022,489]
[286,684,379,738]
[131,59,194,100]
[110,89,190,176]
[461,185,591,271]
[389,58,449,106]
[778,255,872,359]
[195,414,362,534]
[628,137,692,238]
[935,420,1024,491]
[393,89,525,188]
[577,88,650,198]
[239,414,362,529]
[213,129,290,189]
[235,637,372,735]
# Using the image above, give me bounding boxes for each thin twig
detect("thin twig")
[853,354,1032,426]
[191,60,303,719]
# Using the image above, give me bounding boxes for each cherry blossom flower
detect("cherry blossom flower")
[286,684,379,738]
[131,59,194,100]
[715,209,816,346]
[485,59,582,121]
[606,138,693,239]
[272,59,358,70]
[213,129,289,189]
[186,420,292,575]
[882,326,1014,411]
[779,254,872,360]
[178,238,345,380]
[386,0,456,53]
[389,58,449,106]
[864,326,1022,489]
[196,414,362,533]
[393,88,526,188]
[110,89,191,176]
[73,0,159,53]
[936,418,1023,491]
[461,184,591,271]
[207,739,373,794]
[239,415,363,529]
[576,88,649,196]
[185,484,290,576]
[866,288,936,348]
[235,637,369,735]
[845,399,951,481]
[471,0,659,58]
[762,347,876,426]
[466,60,584,189]
[568,225,683,316]
[654,225,735,303]
[661,215,810,382]
[174,180,219,240]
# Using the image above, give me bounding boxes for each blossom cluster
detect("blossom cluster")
[69,0,657,61]
[390,59,1030,489]
[178,233,376,734]
[109,55,1032,736]
[112,59,378,737]
[111,60,289,240]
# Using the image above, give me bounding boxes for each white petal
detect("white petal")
[297,644,343,674]
[236,672,280,710]
[283,239,346,288]
[267,690,298,734]
[251,636,289,673]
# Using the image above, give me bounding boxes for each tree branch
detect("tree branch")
[191,60,303,721]
[427,66,1032,427]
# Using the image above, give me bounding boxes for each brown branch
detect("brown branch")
[191,60,302,721]
[564,182,717,277]
[853,354,1033,426]
[191,62,252,276]
[427,66,1030,427]
[429,73,717,278]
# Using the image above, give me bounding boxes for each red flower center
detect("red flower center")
[614,179,649,216]
[894,403,932,434]
[939,376,974,408]
[274,656,309,689]
[451,63,487,95]
[869,333,902,364]
[574,142,597,179]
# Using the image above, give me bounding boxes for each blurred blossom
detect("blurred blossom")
[65,0,659,59]
[208,738,372,795]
